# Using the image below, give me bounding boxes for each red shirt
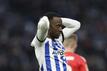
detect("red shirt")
[65,52,88,71]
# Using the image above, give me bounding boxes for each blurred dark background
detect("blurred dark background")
[0,0,107,71]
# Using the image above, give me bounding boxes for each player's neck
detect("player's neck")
[65,48,75,53]
[47,35,54,40]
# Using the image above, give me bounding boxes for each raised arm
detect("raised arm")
[31,16,49,47]
[61,18,81,38]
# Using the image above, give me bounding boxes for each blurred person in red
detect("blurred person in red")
[63,34,89,71]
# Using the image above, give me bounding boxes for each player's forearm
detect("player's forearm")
[61,18,80,28]
[36,16,49,41]
[61,18,81,38]
[31,16,49,47]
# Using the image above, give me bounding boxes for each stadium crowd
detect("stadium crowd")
[0,0,107,71]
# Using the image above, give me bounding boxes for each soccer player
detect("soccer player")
[63,34,89,71]
[31,12,81,71]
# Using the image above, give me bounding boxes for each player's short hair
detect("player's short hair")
[44,12,61,20]
[69,34,78,40]
[65,34,78,42]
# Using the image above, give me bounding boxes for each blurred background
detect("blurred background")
[0,0,107,71]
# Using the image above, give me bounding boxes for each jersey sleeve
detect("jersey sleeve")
[61,18,81,39]
[31,16,49,47]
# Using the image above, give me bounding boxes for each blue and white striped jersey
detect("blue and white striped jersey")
[34,38,71,71]
[31,16,80,71]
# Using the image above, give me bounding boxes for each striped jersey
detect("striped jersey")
[34,37,72,71]
[31,16,81,71]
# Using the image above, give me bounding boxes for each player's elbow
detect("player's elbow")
[31,41,35,47]
[75,21,81,30]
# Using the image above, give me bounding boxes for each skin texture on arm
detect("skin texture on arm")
[31,16,49,47]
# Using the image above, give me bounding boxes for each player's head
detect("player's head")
[63,34,78,52]
[45,12,63,39]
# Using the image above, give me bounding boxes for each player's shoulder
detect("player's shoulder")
[80,56,87,62]
[72,53,81,57]
[67,53,80,60]
[76,53,87,62]
[73,53,86,62]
